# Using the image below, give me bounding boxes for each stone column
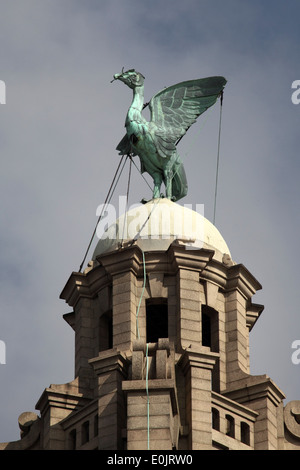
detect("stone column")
[112,271,137,351]
[225,289,249,383]
[176,269,201,350]
[224,264,262,388]
[74,297,97,392]
[178,348,218,450]
[89,349,129,450]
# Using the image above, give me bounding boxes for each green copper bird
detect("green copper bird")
[112,69,226,202]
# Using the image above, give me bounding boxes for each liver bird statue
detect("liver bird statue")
[112,69,226,202]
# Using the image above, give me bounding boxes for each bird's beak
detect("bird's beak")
[111,73,121,83]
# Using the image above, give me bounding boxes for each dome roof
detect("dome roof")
[92,198,231,262]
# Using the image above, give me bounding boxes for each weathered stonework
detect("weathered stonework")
[1,202,299,450]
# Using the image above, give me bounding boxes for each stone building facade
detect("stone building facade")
[1,199,300,450]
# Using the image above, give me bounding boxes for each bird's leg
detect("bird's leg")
[164,164,174,200]
[152,173,163,199]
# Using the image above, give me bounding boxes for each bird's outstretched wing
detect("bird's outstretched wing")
[149,76,227,159]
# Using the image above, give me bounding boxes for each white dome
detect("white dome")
[92,198,231,262]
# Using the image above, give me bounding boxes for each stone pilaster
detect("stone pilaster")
[178,348,219,450]
[89,349,129,450]
[176,269,201,350]
[224,264,262,388]
[112,271,137,350]
[225,289,249,383]
[74,297,97,390]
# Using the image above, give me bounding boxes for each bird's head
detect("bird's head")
[112,68,145,89]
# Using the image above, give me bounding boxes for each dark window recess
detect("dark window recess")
[68,429,76,450]
[81,421,90,445]
[201,305,219,352]
[146,299,168,343]
[212,408,220,431]
[225,415,235,438]
[94,414,98,437]
[202,311,211,347]
[99,310,113,351]
[241,422,250,445]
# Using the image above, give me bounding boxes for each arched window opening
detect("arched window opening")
[201,305,219,352]
[212,408,220,431]
[68,429,76,450]
[202,311,211,347]
[241,422,250,445]
[81,421,90,445]
[99,310,113,351]
[225,414,235,438]
[146,298,168,343]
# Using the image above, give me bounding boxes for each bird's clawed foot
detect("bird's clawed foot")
[141,193,175,204]
[141,198,150,204]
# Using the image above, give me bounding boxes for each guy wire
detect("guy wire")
[121,156,132,244]
[213,91,224,225]
[78,154,128,272]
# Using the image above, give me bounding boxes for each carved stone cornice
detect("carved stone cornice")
[200,258,228,289]
[178,347,219,375]
[225,264,262,299]
[35,380,88,417]
[89,348,130,378]
[223,374,285,408]
[246,303,264,331]
[167,242,214,273]
[60,264,111,307]
[60,242,262,310]
[97,245,142,277]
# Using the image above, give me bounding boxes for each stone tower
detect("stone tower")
[1,198,300,450]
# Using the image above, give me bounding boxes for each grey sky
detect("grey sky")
[0,0,299,442]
